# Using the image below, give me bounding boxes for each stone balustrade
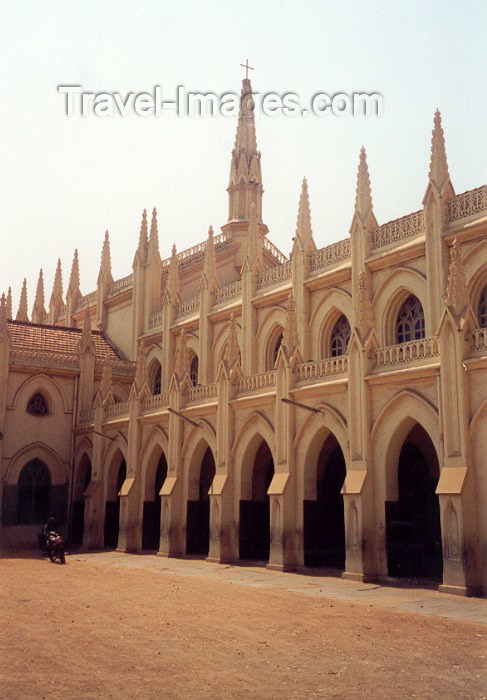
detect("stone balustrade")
[10,349,79,371]
[106,401,130,417]
[470,327,487,352]
[186,383,218,402]
[78,408,94,425]
[148,310,163,329]
[264,237,288,265]
[448,186,487,222]
[108,274,133,297]
[310,238,351,271]
[176,296,200,318]
[143,393,169,411]
[76,290,97,309]
[256,261,292,290]
[373,336,439,368]
[296,356,348,382]
[236,371,276,394]
[214,280,243,305]
[372,210,425,249]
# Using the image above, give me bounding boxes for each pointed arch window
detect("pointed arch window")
[26,393,49,416]
[266,329,283,370]
[18,459,51,524]
[479,285,487,327]
[396,295,425,344]
[330,315,351,357]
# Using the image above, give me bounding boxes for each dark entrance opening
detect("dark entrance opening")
[17,459,51,525]
[239,440,275,562]
[186,447,215,555]
[71,455,92,546]
[104,458,126,548]
[142,454,167,550]
[304,435,346,569]
[386,424,443,581]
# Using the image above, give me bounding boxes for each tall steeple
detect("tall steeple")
[32,269,47,324]
[354,147,373,223]
[293,177,316,254]
[149,207,159,255]
[98,230,113,285]
[428,110,450,192]
[227,76,263,223]
[136,209,149,264]
[49,258,63,323]
[68,249,81,297]
[16,278,29,322]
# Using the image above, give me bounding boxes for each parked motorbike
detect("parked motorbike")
[45,531,66,564]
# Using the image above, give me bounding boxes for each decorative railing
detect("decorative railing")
[373,336,439,368]
[161,232,235,271]
[10,349,79,370]
[143,393,169,411]
[236,371,276,394]
[176,296,200,317]
[78,408,94,425]
[108,274,133,297]
[372,210,425,249]
[149,310,163,329]
[447,186,487,222]
[264,238,288,265]
[470,327,487,352]
[214,280,243,305]
[256,261,292,290]
[310,238,351,271]
[186,383,218,402]
[106,401,130,418]
[296,356,348,382]
[76,290,97,309]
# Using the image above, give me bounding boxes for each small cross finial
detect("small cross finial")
[240,59,254,80]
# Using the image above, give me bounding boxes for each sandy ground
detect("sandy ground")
[1,553,486,699]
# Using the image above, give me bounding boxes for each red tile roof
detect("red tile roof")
[7,320,125,361]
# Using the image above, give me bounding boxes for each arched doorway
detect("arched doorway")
[104,456,126,548]
[386,424,442,580]
[186,446,215,555]
[239,439,275,562]
[142,453,167,550]
[304,434,346,569]
[71,454,92,546]
[17,459,51,524]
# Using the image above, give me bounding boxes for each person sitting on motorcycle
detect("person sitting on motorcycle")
[38,514,59,551]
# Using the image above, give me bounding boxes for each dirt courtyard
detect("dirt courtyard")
[1,553,486,699]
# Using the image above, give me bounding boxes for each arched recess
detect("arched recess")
[10,373,70,414]
[470,401,487,592]
[71,452,92,545]
[148,358,162,395]
[256,306,286,372]
[3,443,67,527]
[463,239,487,293]
[309,288,353,361]
[212,318,242,369]
[467,261,487,327]
[112,382,129,403]
[371,390,442,580]
[264,325,284,371]
[140,428,169,550]
[373,267,427,344]
[102,441,127,548]
[183,436,216,556]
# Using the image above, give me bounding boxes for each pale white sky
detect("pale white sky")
[1,0,486,312]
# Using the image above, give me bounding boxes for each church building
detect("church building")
[1,77,486,596]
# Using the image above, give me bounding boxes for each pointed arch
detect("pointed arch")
[372,266,427,343]
[11,373,70,413]
[309,288,353,360]
[5,442,67,486]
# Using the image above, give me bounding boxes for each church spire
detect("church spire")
[69,249,81,294]
[137,209,149,263]
[293,177,315,253]
[98,230,113,285]
[6,287,12,319]
[149,207,159,255]
[167,243,180,304]
[227,76,263,223]
[16,278,29,321]
[355,146,373,222]
[429,109,450,191]
[32,269,47,324]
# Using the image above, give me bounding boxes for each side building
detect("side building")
[1,78,486,596]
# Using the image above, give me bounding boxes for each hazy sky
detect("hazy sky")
[1,0,486,312]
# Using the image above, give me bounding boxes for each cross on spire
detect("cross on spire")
[240,59,254,80]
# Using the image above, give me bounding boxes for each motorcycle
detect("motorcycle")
[46,530,66,564]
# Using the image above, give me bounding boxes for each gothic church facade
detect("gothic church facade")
[1,78,486,596]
